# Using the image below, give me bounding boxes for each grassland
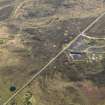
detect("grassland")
[0,0,105,105]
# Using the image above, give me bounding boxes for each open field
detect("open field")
[0,0,105,105]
